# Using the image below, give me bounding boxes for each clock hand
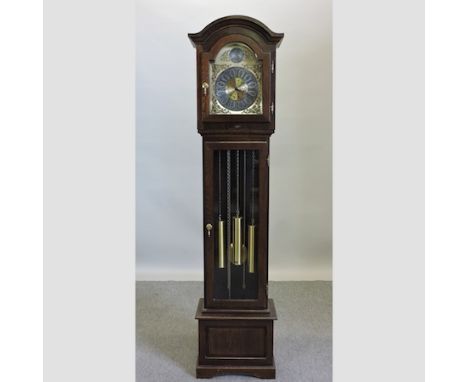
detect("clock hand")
[238,84,249,92]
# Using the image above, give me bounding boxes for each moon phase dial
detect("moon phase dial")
[214,67,259,112]
[229,47,245,63]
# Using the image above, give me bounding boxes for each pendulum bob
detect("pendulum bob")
[217,220,225,268]
[248,225,255,273]
[228,217,246,265]
[241,243,247,289]
[229,242,234,263]
[229,241,247,265]
[233,216,243,265]
[241,244,247,265]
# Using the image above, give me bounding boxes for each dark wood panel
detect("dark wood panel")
[198,317,274,366]
[207,327,266,357]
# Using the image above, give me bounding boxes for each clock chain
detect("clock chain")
[242,150,247,289]
[248,151,256,274]
[217,151,225,269]
[233,151,242,266]
[226,150,231,298]
[218,151,222,220]
[236,150,240,216]
[251,151,255,225]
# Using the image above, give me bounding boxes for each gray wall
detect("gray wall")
[136,0,332,280]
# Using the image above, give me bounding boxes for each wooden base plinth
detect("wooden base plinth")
[195,299,277,379]
[196,358,276,379]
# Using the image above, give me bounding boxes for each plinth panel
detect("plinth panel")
[206,326,266,357]
[199,320,272,365]
[196,299,276,378]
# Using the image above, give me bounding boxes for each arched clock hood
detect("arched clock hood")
[188,15,284,49]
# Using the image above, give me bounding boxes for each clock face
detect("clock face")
[214,67,259,111]
[209,43,262,115]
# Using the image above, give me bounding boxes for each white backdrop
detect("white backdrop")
[136,0,331,280]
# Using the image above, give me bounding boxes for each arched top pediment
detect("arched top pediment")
[188,16,283,49]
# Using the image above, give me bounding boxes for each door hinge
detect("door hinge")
[271,60,275,73]
[270,102,274,114]
[267,155,270,167]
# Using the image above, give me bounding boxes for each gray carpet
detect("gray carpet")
[136,281,332,382]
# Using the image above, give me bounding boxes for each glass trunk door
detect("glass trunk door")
[204,142,268,309]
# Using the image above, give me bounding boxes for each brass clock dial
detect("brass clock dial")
[209,43,262,115]
[214,67,259,111]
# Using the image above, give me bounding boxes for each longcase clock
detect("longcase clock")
[188,16,283,379]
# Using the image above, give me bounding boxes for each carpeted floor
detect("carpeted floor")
[136,281,332,382]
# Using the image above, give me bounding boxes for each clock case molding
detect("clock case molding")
[189,16,283,379]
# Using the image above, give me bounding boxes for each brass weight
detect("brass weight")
[248,225,255,273]
[228,216,246,265]
[217,220,225,268]
[233,216,242,265]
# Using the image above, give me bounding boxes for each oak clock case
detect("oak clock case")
[189,16,283,379]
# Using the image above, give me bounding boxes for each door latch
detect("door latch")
[202,82,209,96]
